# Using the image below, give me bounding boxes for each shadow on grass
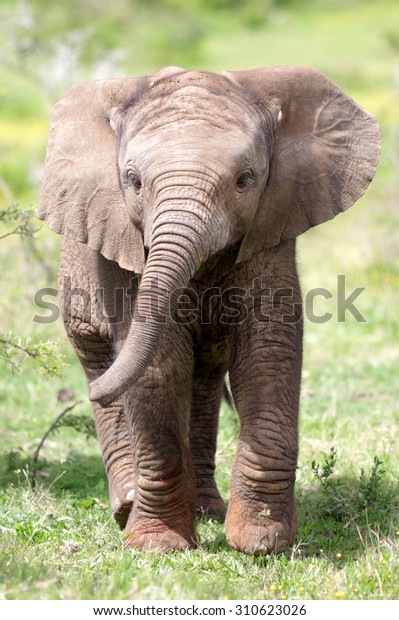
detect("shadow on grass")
[0,449,108,499]
[295,477,399,560]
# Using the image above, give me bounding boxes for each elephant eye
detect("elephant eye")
[126,171,142,193]
[236,171,255,193]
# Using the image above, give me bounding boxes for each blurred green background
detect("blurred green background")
[0,0,398,600]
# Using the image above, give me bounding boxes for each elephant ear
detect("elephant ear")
[228,67,381,263]
[38,77,149,272]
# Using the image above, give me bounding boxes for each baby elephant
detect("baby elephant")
[39,66,380,554]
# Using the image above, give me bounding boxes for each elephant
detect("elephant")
[38,65,380,554]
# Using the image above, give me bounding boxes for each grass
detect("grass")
[1,0,399,602]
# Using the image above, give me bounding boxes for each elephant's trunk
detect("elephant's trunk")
[89,204,218,407]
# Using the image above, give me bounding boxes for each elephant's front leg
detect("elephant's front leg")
[90,399,136,528]
[59,240,137,529]
[226,279,302,555]
[123,327,196,551]
[68,334,136,529]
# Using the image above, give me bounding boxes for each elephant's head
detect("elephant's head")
[38,66,380,406]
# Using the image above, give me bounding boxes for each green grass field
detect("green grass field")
[1,0,398,600]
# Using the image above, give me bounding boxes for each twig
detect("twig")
[0,337,61,375]
[0,338,35,356]
[0,224,25,240]
[31,401,82,488]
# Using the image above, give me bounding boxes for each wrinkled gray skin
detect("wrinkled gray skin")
[39,66,380,554]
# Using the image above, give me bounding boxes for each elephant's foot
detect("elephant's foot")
[124,519,196,552]
[225,489,297,555]
[196,487,226,521]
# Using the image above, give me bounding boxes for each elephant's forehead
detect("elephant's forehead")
[123,123,258,170]
[128,84,260,135]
